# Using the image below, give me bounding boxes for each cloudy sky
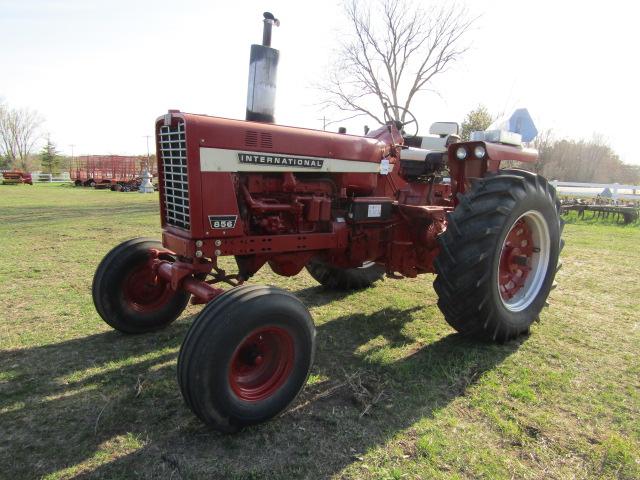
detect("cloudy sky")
[1,0,638,165]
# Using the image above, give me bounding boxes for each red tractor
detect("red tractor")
[93,13,563,432]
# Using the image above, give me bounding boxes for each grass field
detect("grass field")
[1,184,638,480]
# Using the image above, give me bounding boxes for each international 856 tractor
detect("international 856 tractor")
[93,13,563,432]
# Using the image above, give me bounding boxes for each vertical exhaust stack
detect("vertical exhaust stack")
[246,12,280,123]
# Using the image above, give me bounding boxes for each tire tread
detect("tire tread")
[433,169,563,342]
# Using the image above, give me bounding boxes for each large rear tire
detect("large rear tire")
[92,238,191,333]
[306,259,385,290]
[177,285,315,432]
[434,170,562,342]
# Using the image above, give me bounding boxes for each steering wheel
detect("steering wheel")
[383,104,419,138]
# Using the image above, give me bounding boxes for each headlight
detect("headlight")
[474,145,486,159]
[455,147,467,160]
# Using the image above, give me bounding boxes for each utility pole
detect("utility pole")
[317,116,346,132]
[68,144,75,172]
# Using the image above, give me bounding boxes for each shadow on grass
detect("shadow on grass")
[295,285,358,309]
[0,296,522,479]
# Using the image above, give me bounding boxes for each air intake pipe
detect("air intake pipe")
[246,12,280,123]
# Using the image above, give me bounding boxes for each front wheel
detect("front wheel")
[92,238,192,333]
[177,285,316,432]
[434,170,563,342]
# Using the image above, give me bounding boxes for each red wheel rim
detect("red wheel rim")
[498,218,534,301]
[122,264,173,313]
[229,326,295,402]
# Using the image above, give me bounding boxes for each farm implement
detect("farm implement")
[71,155,156,190]
[93,13,564,432]
[561,202,639,224]
[1,171,33,185]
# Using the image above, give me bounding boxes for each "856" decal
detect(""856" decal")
[208,215,238,229]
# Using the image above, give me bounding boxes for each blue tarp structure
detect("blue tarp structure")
[508,108,538,142]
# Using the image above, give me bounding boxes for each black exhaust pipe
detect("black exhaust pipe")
[246,12,280,123]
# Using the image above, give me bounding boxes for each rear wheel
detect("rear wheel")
[178,285,315,432]
[306,259,385,290]
[434,170,562,342]
[92,238,191,333]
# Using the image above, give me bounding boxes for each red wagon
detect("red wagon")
[1,171,33,185]
[70,155,157,190]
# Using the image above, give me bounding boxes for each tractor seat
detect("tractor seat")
[420,136,448,151]
[404,121,460,152]
[399,147,446,177]
[399,124,457,177]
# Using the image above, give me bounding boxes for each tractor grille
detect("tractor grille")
[158,121,190,229]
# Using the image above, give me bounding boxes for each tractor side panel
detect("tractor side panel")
[200,172,245,238]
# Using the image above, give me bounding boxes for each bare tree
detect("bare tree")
[0,102,43,170]
[0,100,8,169]
[531,128,555,174]
[323,0,475,125]
[0,100,11,167]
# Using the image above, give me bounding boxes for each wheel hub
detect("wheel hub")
[499,218,534,300]
[497,211,551,312]
[122,264,172,312]
[229,327,294,402]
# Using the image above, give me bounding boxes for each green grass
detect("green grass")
[1,184,639,479]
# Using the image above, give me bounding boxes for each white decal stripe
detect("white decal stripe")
[199,147,381,173]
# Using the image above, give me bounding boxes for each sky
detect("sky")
[1,0,639,164]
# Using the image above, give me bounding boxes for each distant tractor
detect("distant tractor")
[1,171,33,185]
[93,13,563,432]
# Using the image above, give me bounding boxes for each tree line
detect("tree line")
[1,99,158,176]
[532,133,639,184]
[461,105,639,184]
[0,99,44,171]
[0,98,66,173]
